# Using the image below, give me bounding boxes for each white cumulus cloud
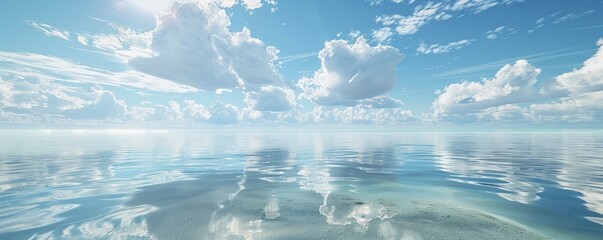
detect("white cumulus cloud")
[477,104,527,121]
[64,88,128,120]
[208,100,240,124]
[245,85,296,112]
[241,0,263,10]
[528,39,603,123]
[432,59,541,119]
[551,39,603,95]
[310,106,414,125]
[183,100,212,121]
[0,73,88,112]
[431,39,603,124]
[529,95,601,123]
[359,95,404,109]
[298,37,404,106]
[130,2,281,92]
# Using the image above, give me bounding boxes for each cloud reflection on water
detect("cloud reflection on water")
[434,132,603,226]
[0,131,601,239]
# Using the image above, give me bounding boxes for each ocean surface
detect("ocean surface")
[0,130,602,239]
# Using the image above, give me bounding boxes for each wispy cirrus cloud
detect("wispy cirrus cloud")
[485,26,516,40]
[0,51,196,93]
[376,0,526,37]
[428,45,596,79]
[553,10,595,24]
[376,2,449,36]
[372,27,394,43]
[528,10,596,33]
[417,39,474,55]
[25,20,70,41]
[278,51,317,63]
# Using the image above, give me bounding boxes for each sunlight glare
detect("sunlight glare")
[127,0,174,14]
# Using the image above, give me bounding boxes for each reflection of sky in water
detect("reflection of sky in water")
[436,133,554,204]
[0,130,602,239]
[435,132,603,228]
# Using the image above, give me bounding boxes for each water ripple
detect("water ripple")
[0,131,601,239]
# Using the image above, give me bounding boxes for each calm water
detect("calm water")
[0,130,602,239]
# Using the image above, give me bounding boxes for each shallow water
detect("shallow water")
[0,130,602,239]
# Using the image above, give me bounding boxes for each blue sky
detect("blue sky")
[0,0,602,127]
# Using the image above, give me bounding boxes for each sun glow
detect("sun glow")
[126,0,174,13]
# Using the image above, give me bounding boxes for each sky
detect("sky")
[0,0,602,128]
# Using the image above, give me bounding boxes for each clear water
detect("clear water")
[1,130,602,239]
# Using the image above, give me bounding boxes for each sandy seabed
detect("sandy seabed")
[127,177,547,240]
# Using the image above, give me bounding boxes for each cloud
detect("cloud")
[130,2,281,92]
[208,100,240,124]
[432,59,541,120]
[359,95,404,109]
[240,107,306,124]
[477,104,527,121]
[298,37,404,106]
[447,0,524,13]
[64,88,128,120]
[183,100,212,121]
[0,51,196,93]
[367,0,383,5]
[416,39,473,54]
[217,0,237,8]
[368,0,413,5]
[0,74,148,124]
[527,17,546,33]
[310,106,414,125]
[241,0,263,10]
[128,99,236,125]
[528,39,603,122]
[25,20,70,41]
[0,49,209,124]
[2,65,313,125]
[0,73,88,112]
[86,25,153,62]
[485,26,515,40]
[67,98,213,124]
[376,0,524,36]
[371,27,394,43]
[142,100,185,122]
[551,39,603,95]
[428,46,596,80]
[76,34,88,46]
[278,51,317,63]
[553,10,595,24]
[0,78,12,107]
[245,85,296,112]
[432,39,603,124]
[348,30,362,39]
[241,95,408,125]
[529,93,602,123]
[376,2,449,36]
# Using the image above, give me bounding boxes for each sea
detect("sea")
[0,130,602,239]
